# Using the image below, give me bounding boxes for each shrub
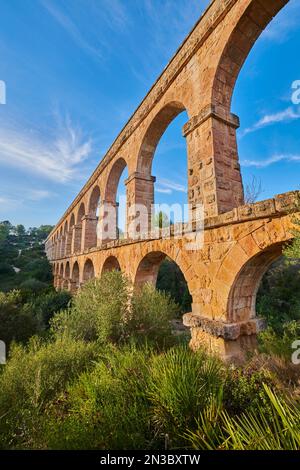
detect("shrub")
[223,366,274,415]
[128,283,178,348]
[42,345,152,450]
[185,384,300,450]
[0,336,99,448]
[147,345,223,447]
[0,262,15,276]
[22,290,72,329]
[51,271,130,343]
[0,290,38,348]
[22,259,53,283]
[19,278,49,295]
[259,320,300,361]
[51,272,181,348]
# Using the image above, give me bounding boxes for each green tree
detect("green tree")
[154,211,173,229]
[15,224,26,238]
[0,223,9,244]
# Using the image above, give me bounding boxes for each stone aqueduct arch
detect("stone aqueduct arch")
[46,0,299,362]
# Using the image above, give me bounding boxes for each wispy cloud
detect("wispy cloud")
[156,187,172,194]
[27,189,54,201]
[241,107,300,136]
[41,0,103,62]
[0,115,92,183]
[241,154,300,169]
[157,178,187,194]
[41,0,130,64]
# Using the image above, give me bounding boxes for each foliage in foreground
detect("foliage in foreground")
[0,336,99,449]
[185,384,300,450]
[51,271,179,349]
[0,271,299,450]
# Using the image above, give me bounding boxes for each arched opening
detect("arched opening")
[135,251,192,313]
[85,185,101,249]
[71,261,80,290]
[228,243,283,323]
[103,158,128,242]
[136,102,189,232]
[135,251,192,337]
[83,258,95,283]
[231,0,299,202]
[102,255,121,274]
[212,1,288,111]
[74,203,85,253]
[256,253,300,332]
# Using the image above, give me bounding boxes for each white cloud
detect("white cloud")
[241,107,300,136]
[157,178,187,194]
[241,154,300,169]
[156,187,172,194]
[0,115,92,183]
[27,189,54,201]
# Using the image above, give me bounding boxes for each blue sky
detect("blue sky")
[0,0,299,228]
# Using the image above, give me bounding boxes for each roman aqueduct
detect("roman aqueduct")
[46,0,299,361]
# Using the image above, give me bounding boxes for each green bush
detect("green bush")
[0,336,99,449]
[51,271,130,343]
[22,259,53,283]
[223,366,274,415]
[0,262,15,276]
[52,272,181,348]
[41,345,152,450]
[128,283,178,348]
[259,320,300,360]
[0,290,38,348]
[185,384,300,450]
[22,290,72,329]
[19,278,50,295]
[147,345,223,447]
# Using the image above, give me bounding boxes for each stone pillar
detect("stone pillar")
[71,224,82,253]
[60,235,66,258]
[183,313,265,364]
[65,230,72,256]
[98,200,119,244]
[125,172,156,239]
[54,242,58,259]
[183,105,244,219]
[56,275,62,290]
[81,215,98,250]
